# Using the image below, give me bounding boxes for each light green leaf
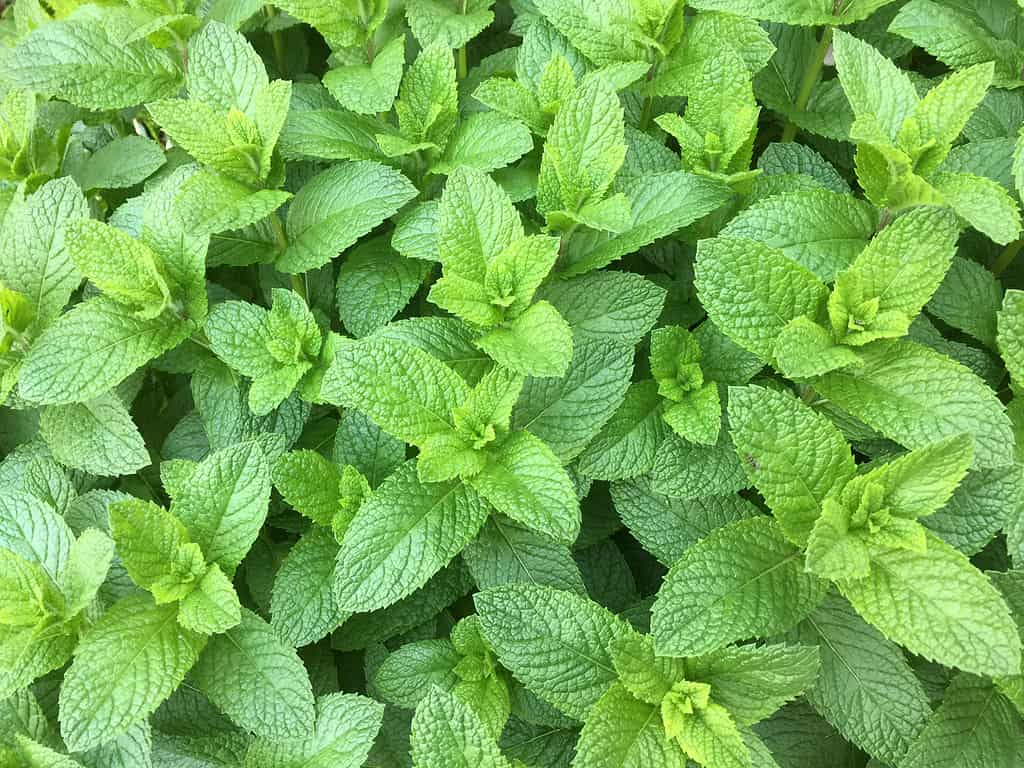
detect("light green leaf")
[695,237,828,361]
[728,385,855,546]
[932,171,1022,246]
[191,607,314,739]
[577,380,669,481]
[280,161,418,274]
[59,528,115,618]
[187,21,268,113]
[394,42,459,151]
[270,527,347,647]
[475,583,634,720]
[337,239,428,337]
[688,0,896,25]
[174,170,290,237]
[531,0,641,66]
[333,461,490,612]
[839,532,1020,677]
[475,301,574,378]
[432,112,533,176]
[469,430,579,545]
[410,687,509,768]
[58,594,205,752]
[19,296,191,406]
[652,517,827,656]
[324,35,405,115]
[999,289,1024,392]
[7,19,182,109]
[178,563,241,635]
[572,683,685,768]
[40,393,149,476]
[74,135,166,191]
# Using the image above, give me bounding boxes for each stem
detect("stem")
[270,212,307,302]
[781,26,833,143]
[995,239,1024,276]
[457,46,468,80]
[639,95,654,131]
[266,6,287,77]
[290,273,307,302]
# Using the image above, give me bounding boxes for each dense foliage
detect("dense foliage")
[2,0,1024,766]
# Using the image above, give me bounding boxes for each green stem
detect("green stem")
[266,6,287,77]
[781,26,833,143]
[639,95,654,131]
[290,273,307,302]
[270,212,306,301]
[995,239,1024,276]
[457,46,468,80]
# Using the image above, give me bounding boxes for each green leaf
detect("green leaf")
[475,301,575,378]
[19,296,191,406]
[432,112,533,176]
[394,42,459,151]
[109,498,205,602]
[687,643,820,726]
[59,528,115,618]
[333,461,490,612]
[577,380,669,481]
[173,170,291,237]
[932,171,1022,246]
[813,340,1015,470]
[0,177,89,330]
[270,527,347,647]
[672,699,751,768]
[191,607,314,738]
[463,515,586,593]
[324,336,468,446]
[178,563,241,635]
[572,683,685,768]
[324,35,405,115]
[373,639,461,708]
[272,450,343,527]
[245,692,383,768]
[169,441,272,574]
[928,256,1003,348]
[909,63,995,169]
[469,430,579,545]
[688,0,896,25]
[531,0,642,66]
[791,593,932,765]
[900,674,1022,768]
[649,432,749,500]
[74,135,166,191]
[695,237,828,361]
[40,393,149,477]
[727,385,855,546]
[7,18,182,109]
[839,532,1020,677]
[833,29,918,143]
[1000,290,1024,392]
[187,20,269,113]
[651,517,827,656]
[537,76,626,223]
[720,190,878,281]
[608,633,686,706]
[280,161,418,274]
[58,593,205,752]
[410,687,509,768]
[337,239,428,337]
[475,584,634,720]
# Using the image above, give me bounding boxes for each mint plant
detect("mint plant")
[3,1,1024,766]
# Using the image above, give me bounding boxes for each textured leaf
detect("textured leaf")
[271,527,347,647]
[475,584,634,720]
[572,684,684,768]
[410,687,508,768]
[40,394,149,476]
[333,461,490,612]
[58,594,205,752]
[652,517,827,656]
[191,608,314,739]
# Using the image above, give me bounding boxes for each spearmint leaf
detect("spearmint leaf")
[531,0,642,66]
[0,177,88,331]
[901,674,1021,768]
[59,528,115,618]
[169,441,272,574]
[926,465,1024,556]
[577,381,669,482]
[410,687,509,768]
[173,170,291,237]
[333,408,406,488]
[839,532,1020,677]
[931,171,1023,245]
[187,21,268,114]
[695,237,828,361]
[373,639,461,708]
[469,430,580,544]
[721,190,878,281]
[512,338,634,461]
[688,0,895,25]
[475,301,574,378]
[280,161,418,274]
[833,30,918,143]
[394,42,459,151]
[651,517,827,656]
[475,584,634,720]
[1000,289,1024,392]
[272,450,343,526]
[337,238,428,338]
[39,393,149,477]
[333,461,490,612]
[58,594,205,752]
[178,563,241,635]
[190,608,315,739]
[728,385,856,546]
[431,112,533,176]
[537,76,627,223]
[928,255,1003,348]
[74,135,166,191]
[245,692,383,768]
[19,296,191,406]
[813,340,1015,469]
[323,336,468,446]
[463,515,586,593]
[649,431,749,500]
[271,527,348,647]
[791,593,931,765]
[536,271,666,346]
[7,19,182,109]
[572,683,685,768]
[324,35,406,115]
[560,172,732,276]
